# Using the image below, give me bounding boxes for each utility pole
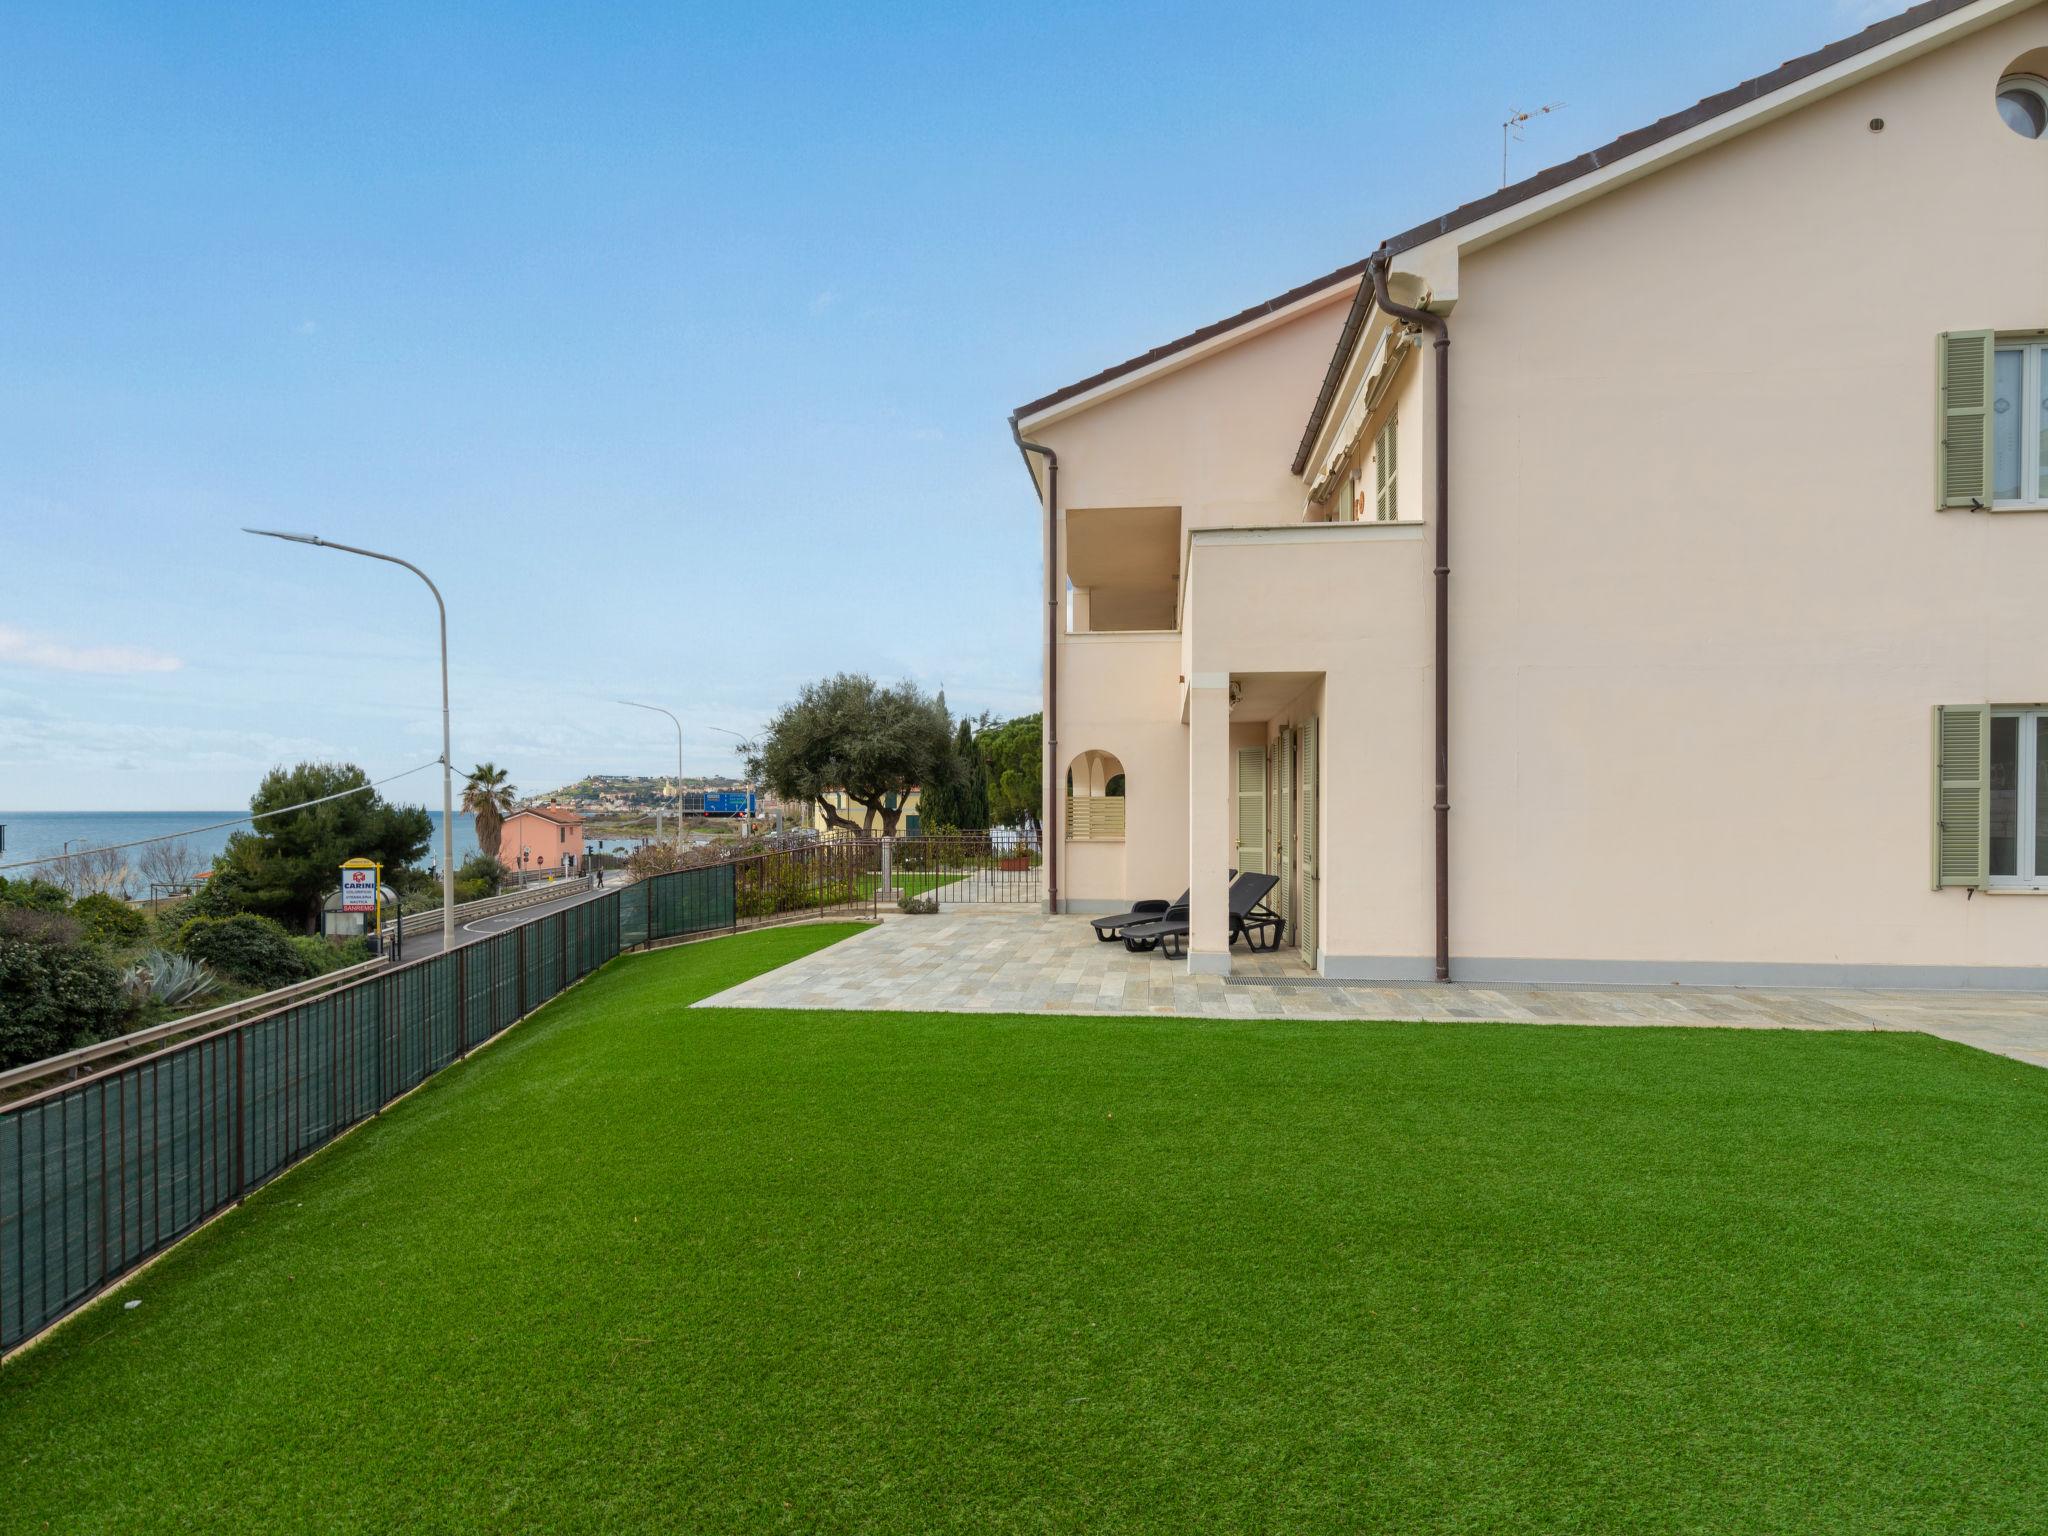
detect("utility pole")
[619,701,685,854]
[706,725,758,838]
[246,530,458,948]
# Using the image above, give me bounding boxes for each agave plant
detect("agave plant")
[125,949,221,1008]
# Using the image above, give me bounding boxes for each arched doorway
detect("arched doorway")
[1065,749,1126,841]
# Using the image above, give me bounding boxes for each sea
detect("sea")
[0,809,497,877]
[0,809,663,877]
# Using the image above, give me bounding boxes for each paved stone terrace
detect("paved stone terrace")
[694,910,2048,1070]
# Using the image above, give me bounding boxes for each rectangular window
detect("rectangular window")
[1987,709,2048,887]
[1991,714,2019,876]
[1992,341,2048,504]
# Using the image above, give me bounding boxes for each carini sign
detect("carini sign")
[340,864,377,913]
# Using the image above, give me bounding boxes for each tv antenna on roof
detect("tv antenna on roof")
[1502,102,1565,186]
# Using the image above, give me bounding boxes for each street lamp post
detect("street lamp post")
[245,530,458,948]
[705,725,760,836]
[619,701,685,855]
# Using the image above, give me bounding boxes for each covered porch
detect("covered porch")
[1181,668,1323,976]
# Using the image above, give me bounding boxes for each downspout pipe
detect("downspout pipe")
[1367,252,1452,982]
[1009,414,1060,915]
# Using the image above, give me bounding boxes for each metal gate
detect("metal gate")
[874,832,1042,905]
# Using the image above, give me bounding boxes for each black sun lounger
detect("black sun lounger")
[1088,871,1233,942]
[1091,891,1184,943]
[1122,871,1283,957]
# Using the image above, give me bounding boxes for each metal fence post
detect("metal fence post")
[232,1030,246,1198]
[97,1082,110,1296]
[457,946,469,1057]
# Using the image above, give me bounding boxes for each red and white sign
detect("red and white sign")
[340,867,377,912]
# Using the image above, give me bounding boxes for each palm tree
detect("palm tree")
[462,763,517,865]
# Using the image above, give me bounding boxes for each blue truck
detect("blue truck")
[692,789,757,817]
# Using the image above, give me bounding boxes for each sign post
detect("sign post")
[340,858,382,948]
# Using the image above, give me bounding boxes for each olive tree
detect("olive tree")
[756,674,952,837]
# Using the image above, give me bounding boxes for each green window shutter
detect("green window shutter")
[1938,331,1995,508]
[1336,473,1354,523]
[1375,413,1398,521]
[1235,745,1267,874]
[1300,717,1319,966]
[1933,704,1989,888]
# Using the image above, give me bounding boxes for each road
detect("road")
[385,875,628,962]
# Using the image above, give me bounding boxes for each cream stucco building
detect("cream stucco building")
[810,786,923,838]
[1012,0,2048,986]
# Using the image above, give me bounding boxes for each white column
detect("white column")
[1187,675,1232,975]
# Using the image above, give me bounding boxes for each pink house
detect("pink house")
[497,805,586,875]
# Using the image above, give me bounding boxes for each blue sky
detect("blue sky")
[2,0,1881,809]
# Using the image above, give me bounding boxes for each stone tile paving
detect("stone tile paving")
[693,910,2048,1070]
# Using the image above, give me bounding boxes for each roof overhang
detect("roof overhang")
[1293,0,2040,474]
[1012,264,1366,436]
[1388,0,2034,296]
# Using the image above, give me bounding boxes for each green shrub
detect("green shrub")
[458,854,508,894]
[626,843,684,879]
[0,877,72,914]
[177,914,315,990]
[736,861,861,918]
[0,909,128,1069]
[393,865,441,904]
[182,876,246,920]
[70,892,150,947]
[454,877,492,904]
[288,934,371,976]
[151,897,195,945]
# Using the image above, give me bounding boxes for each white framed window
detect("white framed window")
[1987,710,2048,886]
[1992,340,2048,505]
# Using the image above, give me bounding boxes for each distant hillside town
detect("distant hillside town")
[527,774,751,817]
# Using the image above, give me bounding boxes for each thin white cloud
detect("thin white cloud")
[809,288,839,315]
[0,624,183,675]
[0,710,334,771]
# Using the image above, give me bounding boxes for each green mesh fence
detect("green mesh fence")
[0,858,855,1353]
[1,889,628,1353]
[646,864,736,942]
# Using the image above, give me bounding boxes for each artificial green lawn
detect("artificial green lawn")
[6,922,2048,1532]
[853,870,958,900]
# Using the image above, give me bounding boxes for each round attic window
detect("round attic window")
[1997,75,2048,138]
